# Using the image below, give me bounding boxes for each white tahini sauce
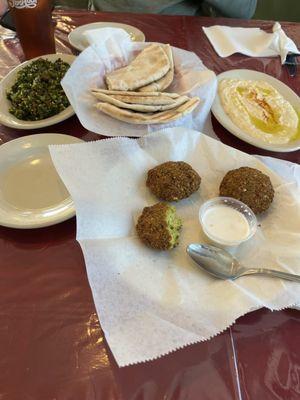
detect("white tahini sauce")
[202,205,250,244]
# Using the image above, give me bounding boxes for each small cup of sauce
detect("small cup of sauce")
[199,197,257,247]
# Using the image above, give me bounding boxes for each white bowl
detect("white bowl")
[211,69,300,153]
[0,53,76,130]
[199,196,257,247]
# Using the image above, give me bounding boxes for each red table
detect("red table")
[0,10,299,400]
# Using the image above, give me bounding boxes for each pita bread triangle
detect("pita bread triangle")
[105,44,170,91]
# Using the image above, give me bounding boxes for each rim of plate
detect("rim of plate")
[211,69,300,153]
[68,22,145,52]
[0,133,83,229]
[0,53,76,130]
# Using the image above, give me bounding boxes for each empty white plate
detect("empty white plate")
[0,133,83,229]
[68,22,145,52]
[0,53,76,130]
[211,69,300,152]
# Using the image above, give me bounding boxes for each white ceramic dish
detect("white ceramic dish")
[68,22,145,52]
[199,197,257,248]
[0,53,76,130]
[0,133,83,229]
[211,69,300,152]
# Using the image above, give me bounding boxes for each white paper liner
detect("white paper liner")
[50,127,300,366]
[61,29,217,137]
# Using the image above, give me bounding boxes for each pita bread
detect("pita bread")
[139,45,174,92]
[91,91,189,112]
[111,94,176,105]
[95,97,200,124]
[105,44,170,91]
[91,88,180,98]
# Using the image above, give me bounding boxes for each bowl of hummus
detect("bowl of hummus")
[211,69,300,152]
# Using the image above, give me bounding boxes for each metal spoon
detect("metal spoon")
[186,243,300,282]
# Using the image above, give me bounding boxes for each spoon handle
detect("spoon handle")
[240,268,300,282]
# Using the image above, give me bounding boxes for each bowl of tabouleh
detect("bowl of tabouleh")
[0,53,76,129]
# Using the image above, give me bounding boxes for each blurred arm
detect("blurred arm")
[0,0,8,16]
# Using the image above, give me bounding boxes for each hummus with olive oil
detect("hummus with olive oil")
[219,79,299,144]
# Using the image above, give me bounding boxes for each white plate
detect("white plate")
[0,133,83,229]
[0,53,76,130]
[211,69,300,152]
[68,22,145,52]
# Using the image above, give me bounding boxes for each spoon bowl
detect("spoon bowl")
[187,243,300,282]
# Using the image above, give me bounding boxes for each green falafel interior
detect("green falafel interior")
[136,202,182,250]
[166,205,182,248]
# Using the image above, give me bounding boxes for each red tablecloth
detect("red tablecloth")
[0,10,299,400]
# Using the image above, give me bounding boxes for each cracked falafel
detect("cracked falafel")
[136,202,182,250]
[219,167,274,214]
[146,161,201,201]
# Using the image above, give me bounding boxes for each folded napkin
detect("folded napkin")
[50,127,300,366]
[203,22,300,64]
[83,27,131,46]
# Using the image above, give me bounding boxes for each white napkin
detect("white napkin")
[203,22,300,64]
[62,28,217,137]
[50,127,300,367]
[83,27,132,46]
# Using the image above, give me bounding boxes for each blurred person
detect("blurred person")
[0,0,257,19]
[56,0,257,19]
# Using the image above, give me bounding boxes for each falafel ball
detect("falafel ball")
[219,167,274,214]
[136,202,182,250]
[146,161,201,201]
